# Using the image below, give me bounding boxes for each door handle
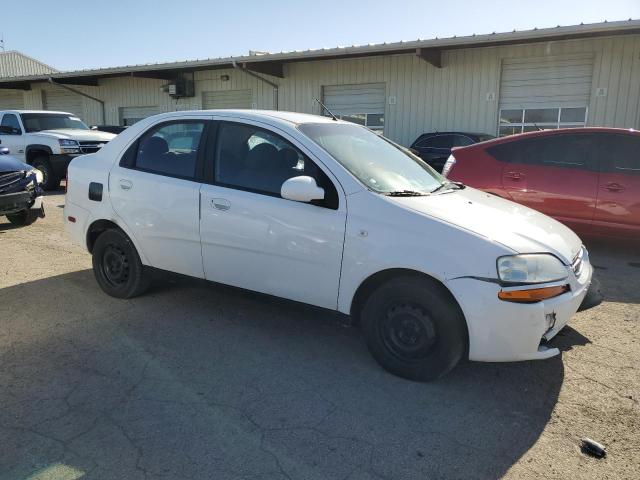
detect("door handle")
[505,171,524,181]
[604,182,625,192]
[210,198,230,211]
[119,179,133,190]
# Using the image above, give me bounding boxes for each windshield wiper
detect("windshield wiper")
[383,190,428,197]
[430,181,465,194]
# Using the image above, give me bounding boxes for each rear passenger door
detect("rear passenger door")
[109,118,209,278]
[199,120,346,309]
[496,134,599,235]
[593,133,640,238]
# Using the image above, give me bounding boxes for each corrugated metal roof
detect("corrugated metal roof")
[0,51,57,78]
[0,19,638,84]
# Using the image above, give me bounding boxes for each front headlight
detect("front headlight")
[497,254,568,284]
[59,139,80,153]
[29,168,44,184]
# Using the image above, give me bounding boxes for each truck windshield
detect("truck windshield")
[298,123,444,194]
[20,113,89,132]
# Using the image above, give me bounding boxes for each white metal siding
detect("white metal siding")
[499,54,595,110]
[202,89,252,109]
[322,83,386,115]
[0,90,24,109]
[119,106,162,125]
[13,34,638,145]
[43,89,83,118]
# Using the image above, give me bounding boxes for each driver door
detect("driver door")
[0,113,26,161]
[199,120,346,309]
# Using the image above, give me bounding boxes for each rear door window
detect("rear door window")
[488,134,597,170]
[126,121,206,179]
[417,135,454,149]
[597,134,640,174]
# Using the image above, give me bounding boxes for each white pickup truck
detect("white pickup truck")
[0,110,115,190]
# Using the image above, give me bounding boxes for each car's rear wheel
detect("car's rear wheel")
[32,156,58,191]
[6,208,40,226]
[360,275,467,381]
[92,229,150,298]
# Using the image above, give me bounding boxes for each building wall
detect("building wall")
[4,33,639,146]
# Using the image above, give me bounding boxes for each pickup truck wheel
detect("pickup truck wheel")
[360,276,466,382]
[92,229,150,298]
[6,208,40,226]
[32,156,58,191]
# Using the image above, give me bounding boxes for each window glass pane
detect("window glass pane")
[0,114,21,134]
[135,122,204,178]
[215,123,310,195]
[299,123,443,194]
[560,107,587,123]
[524,108,559,124]
[452,135,474,147]
[599,134,640,172]
[428,135,454,149]
[523,125,554,133]
[499,125,522,137]
[341,114,366,126]
[499,110,523,124]
[366,113,384,127]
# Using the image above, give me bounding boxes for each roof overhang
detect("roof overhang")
[1,19,638,89]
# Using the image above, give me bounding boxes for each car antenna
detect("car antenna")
[315,98,338,121]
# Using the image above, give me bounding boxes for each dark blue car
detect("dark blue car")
[0,148,45,226]
[410,132,495,172]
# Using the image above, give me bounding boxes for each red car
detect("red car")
[443,128,640,240]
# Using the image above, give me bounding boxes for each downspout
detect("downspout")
[47,77,106,124]
[232,61,279,111]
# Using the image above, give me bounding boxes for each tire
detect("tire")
[32,156,58,191]
[6,208,40,226]
[92,229,150,298]
[360,275,467,382]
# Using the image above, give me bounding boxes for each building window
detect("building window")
[498,107,587,137]
[325,113,385,132]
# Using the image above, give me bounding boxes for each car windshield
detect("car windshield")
[20,113,89,132]
[298,123,444,194]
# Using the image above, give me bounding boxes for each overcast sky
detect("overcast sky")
[2,0,639,71]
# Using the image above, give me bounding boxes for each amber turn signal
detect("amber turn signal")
[498,285,570,303]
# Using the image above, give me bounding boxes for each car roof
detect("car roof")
[151,109,342,126]
[454,127,640,151]
[0,110,74,115]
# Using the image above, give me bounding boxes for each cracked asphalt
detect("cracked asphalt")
[1,192,639,480]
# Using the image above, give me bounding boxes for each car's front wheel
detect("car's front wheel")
[360,275,467,382]
[92,228,150,298]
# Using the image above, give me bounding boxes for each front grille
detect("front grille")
[78,141,108,154]
[0,171,24,193]
[571,248,584,277]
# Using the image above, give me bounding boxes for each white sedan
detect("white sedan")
[64,110,600,381]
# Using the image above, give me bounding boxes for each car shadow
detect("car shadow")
[0,269,577,480]
[584,240,640,305]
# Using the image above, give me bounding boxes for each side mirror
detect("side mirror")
[0,147,10,155]
[281,176,325,203]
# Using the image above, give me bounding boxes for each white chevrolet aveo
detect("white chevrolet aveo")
[65,110,601,381]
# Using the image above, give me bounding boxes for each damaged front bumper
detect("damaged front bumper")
[0,171,45,216]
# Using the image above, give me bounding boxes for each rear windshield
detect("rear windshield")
[20,113,89,132]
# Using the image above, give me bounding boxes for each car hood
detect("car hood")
[31,129,116,142]
[0,155,30,173]
[389,187,582,264]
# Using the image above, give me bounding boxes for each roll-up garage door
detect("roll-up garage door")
[202,90,252,109]
[497,54,594,136]
[322,83,386,131]
[119,106,163,126]
[0,90,24,110]
[43,89,84,119]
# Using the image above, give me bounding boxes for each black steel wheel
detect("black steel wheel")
[361,275,467,381]
[92,228,150,298]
